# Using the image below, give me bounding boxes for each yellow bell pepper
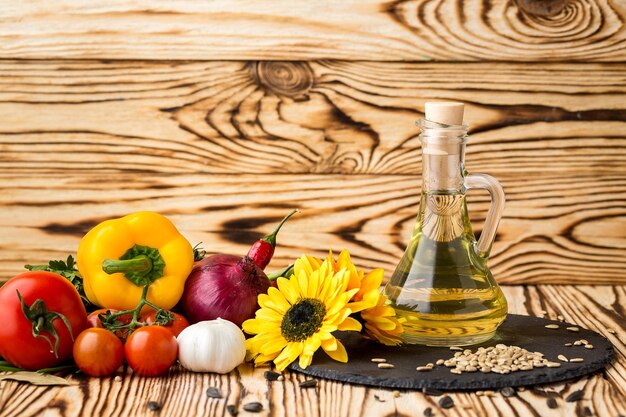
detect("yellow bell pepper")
[77,211,194,311]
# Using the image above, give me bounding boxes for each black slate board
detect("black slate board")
[289,314,614,390]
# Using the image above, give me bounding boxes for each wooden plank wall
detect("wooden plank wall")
[0,0,625,284]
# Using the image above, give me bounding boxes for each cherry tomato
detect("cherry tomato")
[87,309,133,341]
[124,326,177,377]
[73,328,124,377]
[0,271,87,370]
[140,310,190,337]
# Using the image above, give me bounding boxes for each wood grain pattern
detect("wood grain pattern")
[0,0,625,61]
[1,60,625,176]
[0,173,624,285]
[1,285,624,417]
[2,60,623,285]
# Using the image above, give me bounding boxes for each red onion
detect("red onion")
[181,255,270,327]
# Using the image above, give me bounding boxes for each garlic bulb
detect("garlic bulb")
[177,318,246,374]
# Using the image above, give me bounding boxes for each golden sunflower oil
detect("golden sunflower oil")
[385,192,507,346]
[384,102,508,346]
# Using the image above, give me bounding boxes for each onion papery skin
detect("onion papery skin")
[181,255,270,327]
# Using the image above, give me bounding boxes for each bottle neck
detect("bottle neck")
[418,119,468,193]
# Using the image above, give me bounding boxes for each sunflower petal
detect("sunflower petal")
[242,318,269,335]
[277,277,299,305]
[337,316,362,332]
[321,337,337,352]
[299,334,322,368]
[264,287,291,312]
[274,342,304,371]
[322,339,348,363]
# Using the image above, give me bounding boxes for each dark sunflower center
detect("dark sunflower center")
[281,298,326,342]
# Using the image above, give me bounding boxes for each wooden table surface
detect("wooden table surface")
[0,285,623,417]
[1,0,626,415]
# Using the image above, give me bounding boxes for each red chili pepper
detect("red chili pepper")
[247,210,299,270]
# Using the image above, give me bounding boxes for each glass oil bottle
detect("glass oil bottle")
[384,102,508,346]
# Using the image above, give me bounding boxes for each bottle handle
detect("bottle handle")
[464,173,505,257]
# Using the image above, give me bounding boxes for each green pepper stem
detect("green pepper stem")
[262,209,300,246]
[102,255,152,275]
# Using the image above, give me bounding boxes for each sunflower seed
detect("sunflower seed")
[557,315,565,321]
[570,358,584,363]
[607,329,616,334]
[226,404,238,416]
[580,339,589,344]
[264,371,281,381]
[439,395,454,409]
[371,358,387,363]
[299,380,317,388]
[422,387,443,396]
[392,390,401,398]
[436,359,445,366]
[547,398,558,409]
[449,346,463,351]
[545,324,560,329]
[557,355,569,362]
[438,344,557,375]
[416,366,433,372]
[565,390,584,402]
[378,363,394,369]
[547,362,561,368]
[147,402,160,411]
[574,340,582,346]
[114,375,122,382]
[206,387,222,399]
[540,310,548,316]
[423,407,433,417]
[566,326,580,332]
[564,343,573,346]
[585,344,594,349]
[243,402,263,412]
[500,387,516,397]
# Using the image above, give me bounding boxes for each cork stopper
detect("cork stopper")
[425,102,464,125]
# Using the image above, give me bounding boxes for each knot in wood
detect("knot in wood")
[514,0,568,18]
[252,61,314,97]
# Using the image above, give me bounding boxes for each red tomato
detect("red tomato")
[140,310,190,337]
[124,326,177,377]
[0,271,87,370]
[73,328,124,377]
[87,309,133,341]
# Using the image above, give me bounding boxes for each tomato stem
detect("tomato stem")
[35,316,44,333]
[101,285,172,334]
[17,290,75,358]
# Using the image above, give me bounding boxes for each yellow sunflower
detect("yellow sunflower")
[242,255,361,371]
[361,292,405,346]
[305,249,405,346]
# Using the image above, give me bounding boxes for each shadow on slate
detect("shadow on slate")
[288,314,614,390]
